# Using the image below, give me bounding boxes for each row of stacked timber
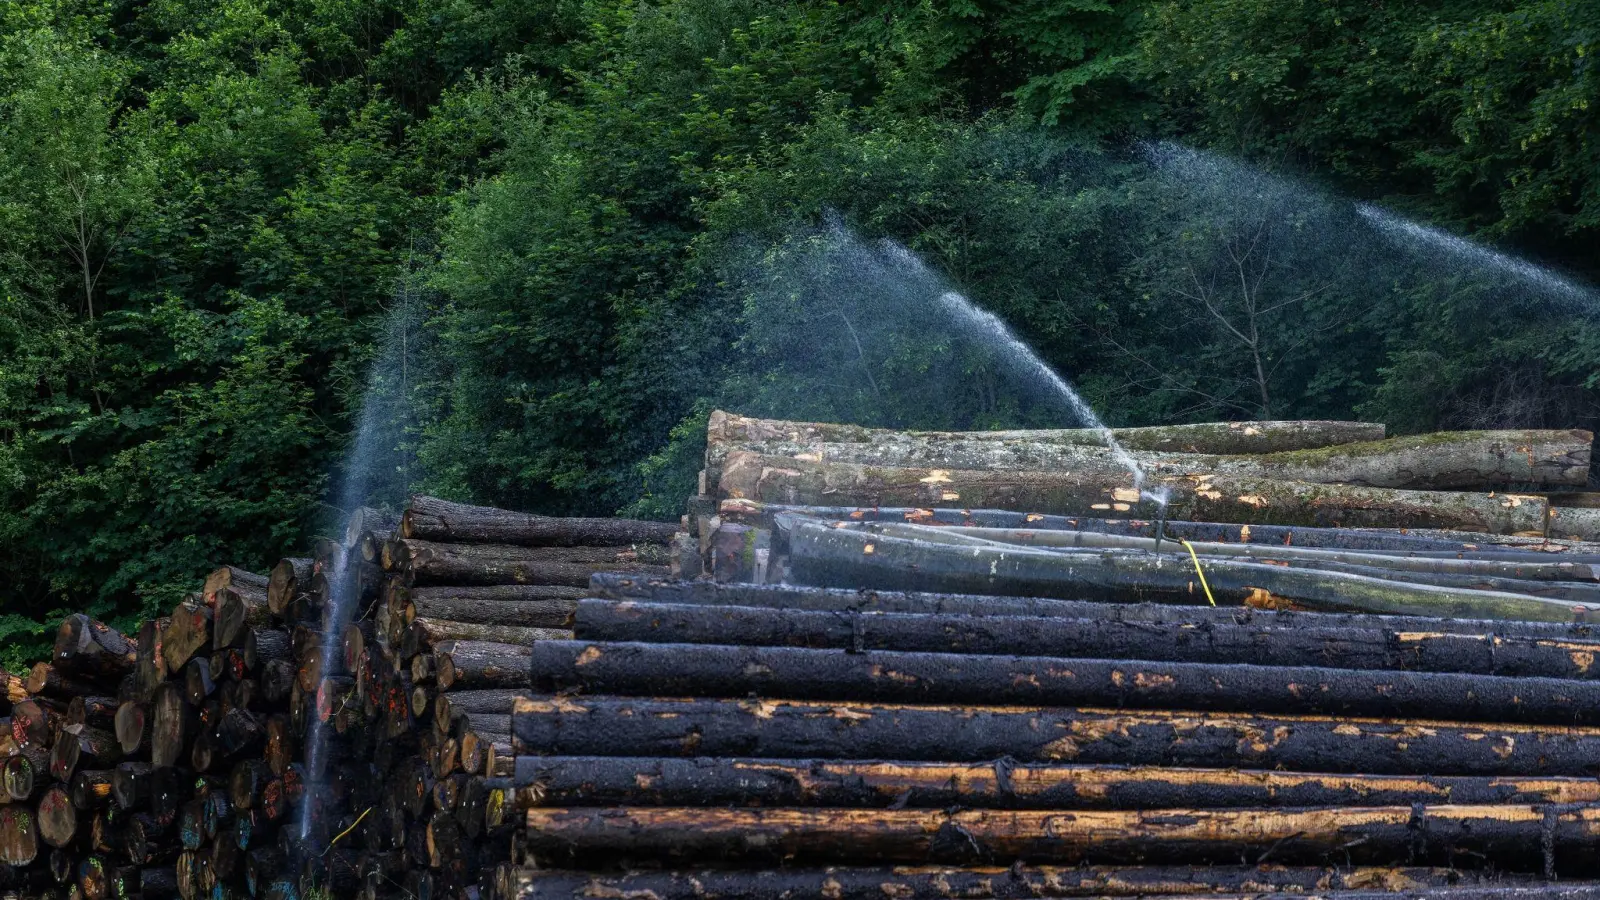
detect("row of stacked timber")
[0,497,675,900]
[487,571,1600,897]
[686,411,1600,551]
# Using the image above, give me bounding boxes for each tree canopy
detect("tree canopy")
[2,0,1598,665]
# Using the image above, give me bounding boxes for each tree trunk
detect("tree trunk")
[586,572,1600,639]
[511,696,1600,776]
[267,558,313,619]
[707,410,1389,455]
[714,427,1591,491]
[50,724,120,780]
[789,524,1587,622]
[404,495,679,546]
[435,642,535,691]
[508,755,1600,811]
[54,615,138,684]
[27,662,102,699]
[530,639,1600,726]
[70,769,115,810]
[243,629,291,671]
[407,596,576,631]
[2,746,47,800]
[403,619,570,659]
[505,864,1524,900]
[151,682,196,769]
[570,600,1600,680]
[213,588,271,650]
[398,539,668,587]
[67,695,118,730]
[202,567,268,605]
[135,618,171,699]
[163,601,212,675]
[112,761,152,809]
[729,452,1556,535]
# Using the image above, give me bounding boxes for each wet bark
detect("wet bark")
[403,496,678,546]
[54,616,138,684]
[398,539,668,587]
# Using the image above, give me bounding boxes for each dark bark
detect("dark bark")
[436,642,534,691]
[264,715,295,776]
[202,567,268,604]
[530,639,1600,725]
[512,695,1600,776]
[112,761,152,810]
[404,495,678,546]
[10,698,60,748]
[214,587,271,650]
[586,573,1600,639]
[67,695,118,730]
[54,615,137,683]
[244,628,291,671]
[571,600,1600,681]
[789,524,1589,623]
[135,618,171,699]
[509,755,1600,810]
[152,682,196,768]
[507,864,1525,900]
[399,539,667,587]
[407,596,577,630]
[27,662,101,699]
[70,769,115,810]
[403,619,570,659]
[185,657,216,705]
[163,601,212,674]
[267,558,313,618]
[50,724,120,780]
[2,745,46,800]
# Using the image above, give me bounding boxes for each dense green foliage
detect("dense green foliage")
[2,0,1597,659]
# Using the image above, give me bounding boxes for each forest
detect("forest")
[1,0,1597,663]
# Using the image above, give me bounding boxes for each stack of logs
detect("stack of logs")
[0,497,675,900]
[491,572,1600,899]
[687,411,1600,550]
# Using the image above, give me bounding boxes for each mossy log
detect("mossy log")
[707,410,1389,456]
[403,495,679,546]
[521,803,1600,867]
[506,865,1526,900]
[789,524,1588,622]
[396,539,667,587]
[726,452,1557,535]
[511,696,1600,776]
[713,425,1591,490]
[570,600,1600,680]
[585,573,1600,638]
[529,639,1600,725]
[509,755,1600,810]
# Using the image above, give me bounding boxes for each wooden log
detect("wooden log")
[508,756,1600,811]
[2,745,46,800]
[135,618,171,698]
[504,864,1530,900]
[0,805,38,865]
[529,639,1600,725]
[185,657,215,705]
[435,690,531,735]
[716,427,1593,490]
[403,619,570,659]
[573,600,1600,681]
[398,539,667,587]
[163,601,212,674]
[789,524,1591,622]
[511,696,1600,776]
[54,615,138,683]
[112,761,152,810]
[267,558,313,619]
[522,804,1600,867]
[51,724,120,780]
[11,698,61,748]
[731,452,1556,535]
[70,769,115,810]
[403,495,679,546]
[38,785,78,848]
[706,410,1390,456]
[141,866,179,899]
[203,566,268,603]
[214,588,270,650]
[345,506,400,550]
[27,661,101,699]
[399,584,589,607]
[67,695,118,730]
[404,595,577,630]
[585,573,1600,638]
[151,682,196,768]
[435,642,534,691]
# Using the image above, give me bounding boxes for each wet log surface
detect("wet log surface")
[528,639,1600,725]
[508,756,1600,810]
[571,599,1600,679]
[404,495,678,547]
[511,696,1600,776]
[521,804,1600,868]
[400,539,668,586]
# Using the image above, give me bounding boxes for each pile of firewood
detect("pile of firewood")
[0,497,674,900]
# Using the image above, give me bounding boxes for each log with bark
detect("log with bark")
[403,495,679,547]
[507,756,1600,810]
[711,422,1592,491]
[397,591,577,630]
[723,452,1563,535]
[707,410,1390,456]
[788,523,1592,622]
[521,803,1600,868]
[266,558,312,619]
[53,616,137,684]
[511,696,1600,776]
[503,864,1534,900]
[397,539,668,587]
[569,600,1600,680]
